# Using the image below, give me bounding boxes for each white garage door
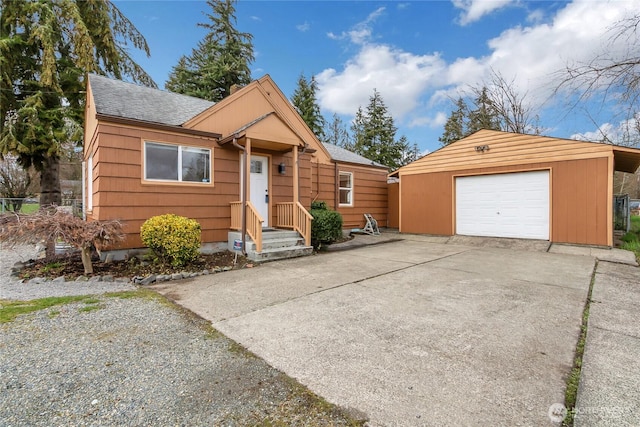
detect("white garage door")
[455,171,550,240]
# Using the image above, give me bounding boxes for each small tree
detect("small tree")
[0,157,38,212]
[0,210,124,274]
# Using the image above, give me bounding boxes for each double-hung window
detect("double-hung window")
[144,141,211,183]
[339,171,353,206]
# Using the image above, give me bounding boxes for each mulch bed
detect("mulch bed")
[18,251,250,281]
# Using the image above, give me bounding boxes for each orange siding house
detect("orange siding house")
[84,74,389,256]
[392,130,640,247]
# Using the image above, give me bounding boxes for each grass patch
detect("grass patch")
[0,295,91,323]
[20,203,40,214]
[621,216,640,262]
[79,304,104,313]
[563,262,597,426]
[0,290,152,323]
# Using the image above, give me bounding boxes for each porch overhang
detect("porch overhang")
[218,112,306,152]
[613,146,640,173]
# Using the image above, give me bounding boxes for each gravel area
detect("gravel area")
[0,244,364,426]
[0,294,363,426]
[0,244,136,301]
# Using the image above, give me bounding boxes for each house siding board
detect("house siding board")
[400,157,610,246]
[312,163,337,209]
[89,127,238,250]
[388,183,399,228]
[336,163,388,229]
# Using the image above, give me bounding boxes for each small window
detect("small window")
[250,159,263,174]
[339,171,353,206]
[144,141,211,183]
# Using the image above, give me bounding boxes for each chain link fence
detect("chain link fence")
[1,197,83,217]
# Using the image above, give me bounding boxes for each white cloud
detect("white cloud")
[526,9,545,24]
[441,0,640,109]
[296,21,310,32]
[326,7,385,45]
[571,115,640,146]
[250,15,261,21]
[452,0,514,25]
[316,44,446,118]
[318,0,640,141]
[409,112,448,128]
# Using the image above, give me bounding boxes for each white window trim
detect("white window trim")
[339,171,353,207]
[143,141,212,184]
[86,155,93,211]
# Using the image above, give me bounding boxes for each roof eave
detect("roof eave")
[95,114,221,139]
[331,158,390,170]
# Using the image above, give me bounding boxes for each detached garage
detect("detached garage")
[393,130,640,247]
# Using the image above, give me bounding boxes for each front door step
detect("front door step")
[227,229,313,262]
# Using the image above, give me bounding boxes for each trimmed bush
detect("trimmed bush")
[310,202,343,248]
[140,214,201,267]
[311,200,328,210]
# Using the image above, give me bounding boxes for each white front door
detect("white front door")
[250,155,269,227]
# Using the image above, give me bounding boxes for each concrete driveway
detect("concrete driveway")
[151,237,596,426]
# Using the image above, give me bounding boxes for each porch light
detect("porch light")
[278,162,286,175]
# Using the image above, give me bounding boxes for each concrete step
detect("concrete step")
[261,230,300,240]
[228,229,313,263]
[247,237,305,251]
[247,245,313,262]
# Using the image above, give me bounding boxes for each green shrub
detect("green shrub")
[310,203,343,248]
[311,200,328,210]
[140,214,201,267]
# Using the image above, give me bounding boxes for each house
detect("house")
[83,74,389,260]
[391,129,640,247]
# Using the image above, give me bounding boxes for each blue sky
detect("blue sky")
[114,0,639,153]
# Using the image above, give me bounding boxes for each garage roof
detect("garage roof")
[613,146,640,173]
[392,130,640,177]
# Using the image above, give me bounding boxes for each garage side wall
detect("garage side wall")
[400,158,610,246]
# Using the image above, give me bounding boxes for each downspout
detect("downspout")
[232,137,247,255]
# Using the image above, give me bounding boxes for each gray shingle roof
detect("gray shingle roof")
[321,142,388,168]
[89,74,214,126]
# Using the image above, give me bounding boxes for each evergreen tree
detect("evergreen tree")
[400,139,422,165]
[165,0,254,102]
[324,113,352,150]
[291,74,326,140]
[438,88,502,146]
[439,98,467,146]
[466,86,500,135]
[0,0,154,209]
[350,89,409,170]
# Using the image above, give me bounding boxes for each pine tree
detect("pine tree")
[0,0,154,209]
[466,86,501,135]
[324,113,352,150]
[350,89,408,170]
[165,0,254,102]
[291,74,326,140]
[439,98,467,146]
